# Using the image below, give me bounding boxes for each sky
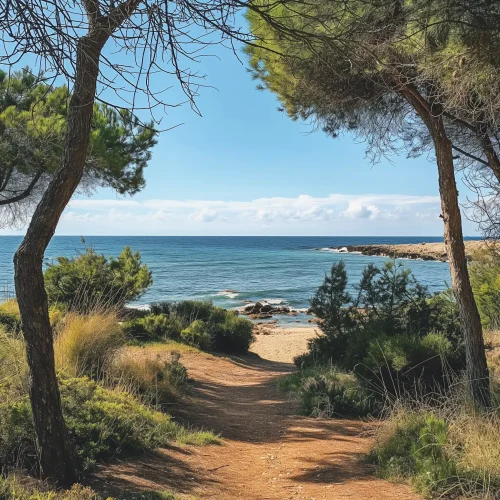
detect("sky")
[0,36,481,237]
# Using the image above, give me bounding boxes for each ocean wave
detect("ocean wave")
[316,247,362,254]
[127,304,151,311]
[215,289,240,299]
[260,298,287,305]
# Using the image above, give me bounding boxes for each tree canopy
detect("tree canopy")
[246,0,499,408]
[246,0,500,173]
[0,69,158,227]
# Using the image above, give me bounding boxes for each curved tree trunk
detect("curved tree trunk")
[401,83,491,408]
[14,34,106,486]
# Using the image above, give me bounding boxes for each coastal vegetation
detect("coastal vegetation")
[44,245,152,311]
[125,300,254,354]
[276,257,500,498]
[0,291,220,496]
[246,0,500,409]
[0,0,499,495]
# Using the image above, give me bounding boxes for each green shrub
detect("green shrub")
[123,313,187,341]
[372,411,456,497]
[114,352,188,406]
[0,375,206,474]
[180,320,212,350]
[212,312,254,354]
[277,365,379,417]
[170,300,220,324]
[470,246,500,329]
[44,245,152,311]
[298,260,465,395]
[361,332,463,393]
[125,301,254,353]
[149,301,171,316]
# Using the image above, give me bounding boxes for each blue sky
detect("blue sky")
[1,39,481,237]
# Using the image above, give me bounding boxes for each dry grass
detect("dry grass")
[486,330,500,379]
[54,312,125,379]
[0,327,28,397]
[114,351,188,407]
[374,379,500,499]
[0,300,20,317]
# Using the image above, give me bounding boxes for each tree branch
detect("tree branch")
[0,170,43,206]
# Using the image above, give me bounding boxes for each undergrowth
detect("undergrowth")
[277,365,379,417]
[372,384,500,499]
[0,474,184,499]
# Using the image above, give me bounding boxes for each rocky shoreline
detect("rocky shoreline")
[238,301,303,319]
[323,240,487,262]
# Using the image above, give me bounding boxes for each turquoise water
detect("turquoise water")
[0,236,454,323]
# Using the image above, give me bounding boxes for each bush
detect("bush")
[212,312,254,354]
[372,411,456,497]
[170,300,221,324]
[149,301,171,316]
[180,320,212,350]
[114,351,188,406]
[361,332,464,393]
[123,313,187,341]
[277,365,379,417]
[298,260,465,395]
[372,384,500,499]
[128,301,254,354]
[54,313,125,380]
[0,375,211,474]
[44,245,152,311]
[470,246,500,329]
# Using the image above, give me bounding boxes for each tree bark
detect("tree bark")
[14,33,107,485]
[401,83,491,408]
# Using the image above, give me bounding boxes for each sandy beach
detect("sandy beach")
[251,324,319,363]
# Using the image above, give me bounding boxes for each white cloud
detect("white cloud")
[339,201,376,219]
[190,208,218,222]
[2,192,464,236]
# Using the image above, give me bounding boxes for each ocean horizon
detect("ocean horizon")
[0,235,471,324]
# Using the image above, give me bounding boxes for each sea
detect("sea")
[0,236,460,324]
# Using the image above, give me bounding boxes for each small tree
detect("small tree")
[356,261,431,337]
[307,262,358,366]
[44,245,152,311]
[0,69,157,227]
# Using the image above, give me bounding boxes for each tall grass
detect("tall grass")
[54,312,125,379]
[0,327,28,397]
[372,378,500,499]
[113,351,188,407]
[0,307,218,479]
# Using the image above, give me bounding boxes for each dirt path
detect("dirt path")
[96,328,420,499]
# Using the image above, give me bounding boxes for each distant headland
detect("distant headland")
[322,240,489,262]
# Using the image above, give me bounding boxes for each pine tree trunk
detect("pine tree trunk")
[401,83,491,408]
[14,34,106,485]
[429,113,491,408]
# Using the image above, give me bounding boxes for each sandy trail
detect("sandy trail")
[95,327,420,499]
